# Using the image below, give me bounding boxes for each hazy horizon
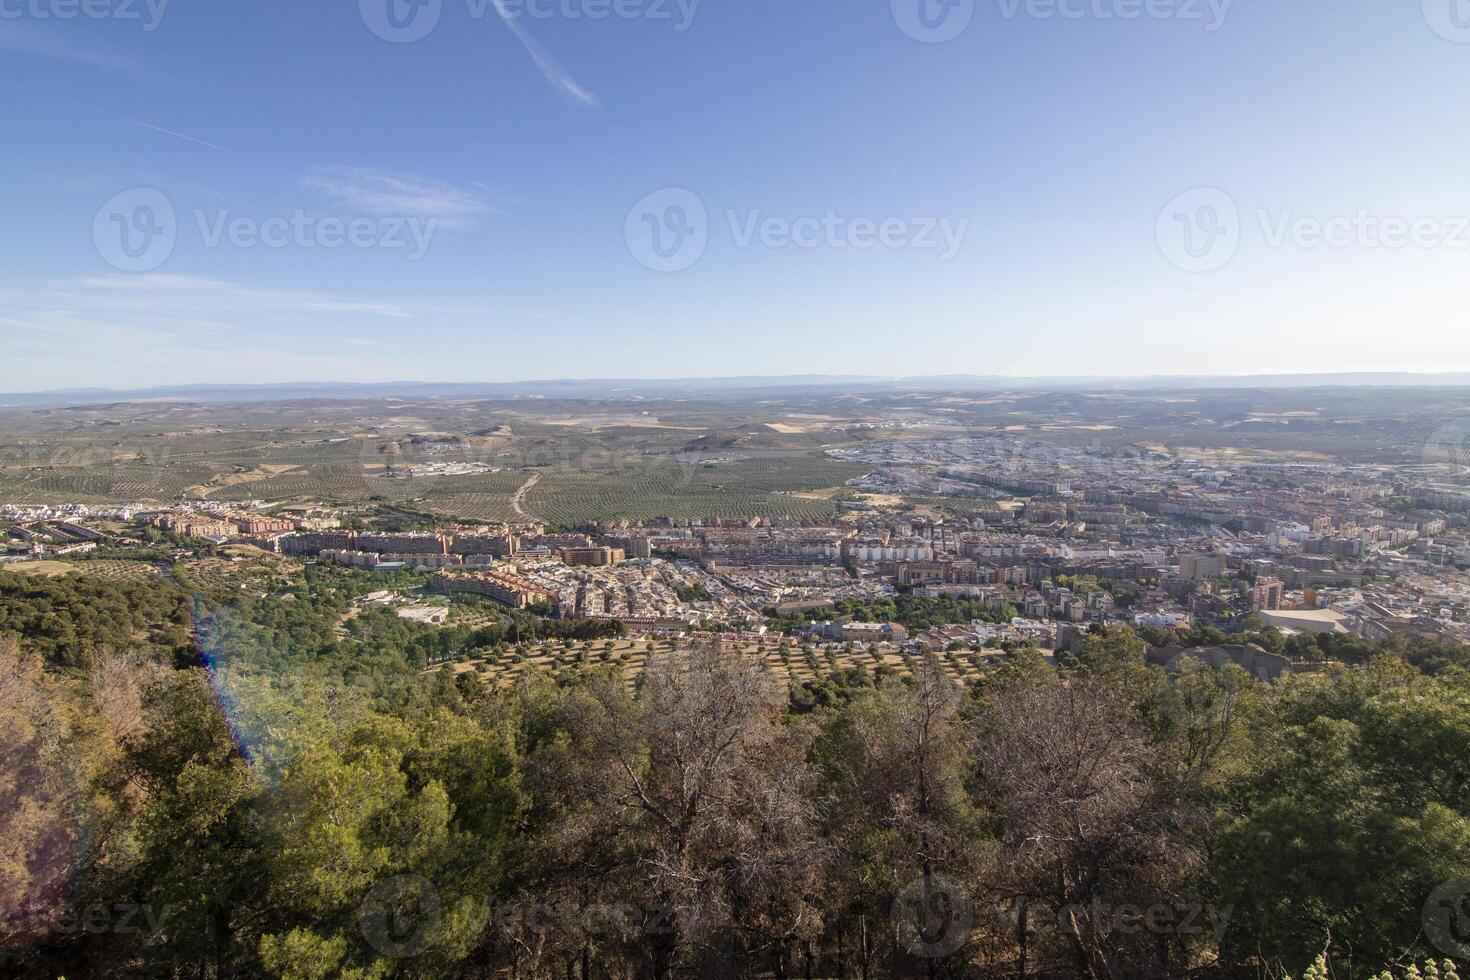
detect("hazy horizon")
[7,368,1470,400]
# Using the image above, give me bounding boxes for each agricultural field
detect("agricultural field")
[0,420,869,525]
[70,559,167,582]
[445,601,509,632]
[510,455,868,525]
[202,463,377,504]
[5,383,1450,519]
[1,560,78,578]
[415,471,540,523]
[2,558,163,581]
[0,459,219,504]
[435,635,1004,691]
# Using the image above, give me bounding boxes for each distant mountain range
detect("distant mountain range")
[5,373,1470,409]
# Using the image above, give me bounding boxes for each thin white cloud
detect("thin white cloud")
[0,312,164,349]
[0,275,429,387]
[66,274,415,319]
[487,0,600,107]
[300,168,491,229]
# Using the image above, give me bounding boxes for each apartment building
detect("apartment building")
[1250,577,1285,611]
[357,532,447,555]
[153,514,235,538]
[1179,553,1227,581]
[231,516,294,535]
[847,539,934,563]
[432,570,556,611]
[449,530,516,558]
[281,531,358,555]
[559,546,625,567]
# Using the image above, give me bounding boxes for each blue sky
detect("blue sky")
[3,0,1469,390]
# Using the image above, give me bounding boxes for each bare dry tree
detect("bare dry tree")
[973,675,1205,979]
[515,644,825,979]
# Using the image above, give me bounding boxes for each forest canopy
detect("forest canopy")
[2,569,1468,979]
